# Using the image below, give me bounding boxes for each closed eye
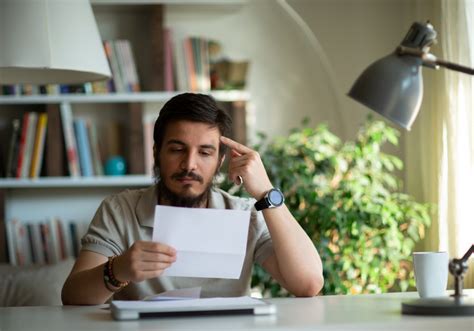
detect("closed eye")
[200,150,213,156]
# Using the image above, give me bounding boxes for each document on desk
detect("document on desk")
[143,287,201,301]
[152,205,251,279]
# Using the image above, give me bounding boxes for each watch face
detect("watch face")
[268,189,284,206]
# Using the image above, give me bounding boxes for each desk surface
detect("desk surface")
[1,292,473,330]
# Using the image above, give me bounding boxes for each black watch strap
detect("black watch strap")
[254,197,270,211]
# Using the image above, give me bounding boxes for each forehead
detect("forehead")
[163,120,221,145]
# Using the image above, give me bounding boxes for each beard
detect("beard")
[156,170,214,208]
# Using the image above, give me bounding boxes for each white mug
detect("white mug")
[413,251,449,298]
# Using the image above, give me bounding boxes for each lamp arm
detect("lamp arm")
[397,46,474,75]
[276,0,347,135]
[460,244,474,262]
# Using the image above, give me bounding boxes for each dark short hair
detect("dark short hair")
[153,93,232,159]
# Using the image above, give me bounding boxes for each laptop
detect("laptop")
[110,296,276,320]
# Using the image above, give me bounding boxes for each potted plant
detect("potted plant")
[221,118,432,296]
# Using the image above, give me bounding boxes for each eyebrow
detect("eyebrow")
[166,139,217,150]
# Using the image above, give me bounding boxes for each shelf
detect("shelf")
[91,0,247,5]
[0,175,154,188]
[0,90,250,105]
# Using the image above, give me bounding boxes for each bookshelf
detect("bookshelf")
[0,0,250,264]
[0,91,250,105]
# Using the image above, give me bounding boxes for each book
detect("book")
[14,220,32,266]
[46,104,66,176]
[59,220,74,259]
[5,118,21,178]
[60,102,80,177]
[113,40,129,92]
[29,113,48,178]
[200,38,211,91]
[122,40,141,92]
[191,37,202,90]
[47,217,61,264]
[15,113,30,178]
[164,28,175,91]
[172,28,189,91]
[184,38,197,91]
[6,218,18,265]
[104,40,125,93]
[74,118,94,177]
[28,222,46,264]
[40,222,51,264]
[20,112,38,178]
[87,121,104,176]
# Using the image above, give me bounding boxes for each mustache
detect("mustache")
[171,170,203,183]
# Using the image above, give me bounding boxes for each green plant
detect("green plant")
[221,118,432,297]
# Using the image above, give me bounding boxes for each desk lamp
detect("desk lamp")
[0,0,111,84]
[348,21,474,130]
[348,21,474,316]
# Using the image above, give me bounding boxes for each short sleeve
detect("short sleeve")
[253,212,274,265]
[81,196,126,257]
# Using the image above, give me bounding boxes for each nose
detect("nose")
[180,151,198,171]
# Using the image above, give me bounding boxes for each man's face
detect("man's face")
[158,120,222,202]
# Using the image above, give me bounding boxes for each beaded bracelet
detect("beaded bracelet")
[103,255,129,292]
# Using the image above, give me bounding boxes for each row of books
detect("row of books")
[0,83,94,96]
[0,39,140,96]
[166,32,211,92]
[4,112,48,179]
[6,218,90,266]
[59,103,104,177]
[166,30,249,92]
[99,39,141,94]
[2,105,105,178]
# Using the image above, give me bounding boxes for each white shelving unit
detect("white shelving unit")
[0,90,250,105]
[0,175,153,189]
[0,0,250,263]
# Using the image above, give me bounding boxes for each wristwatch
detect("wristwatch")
[254,188,285,211]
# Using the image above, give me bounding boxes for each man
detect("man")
[62,93,323,305]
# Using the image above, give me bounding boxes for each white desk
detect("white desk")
[0,292,473,330]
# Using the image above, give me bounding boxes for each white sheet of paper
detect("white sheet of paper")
[152,205,250,279]
[142,287,202,301]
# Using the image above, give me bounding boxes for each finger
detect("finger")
[228,156,250,169]
[140,251,177,263]
[140,261,174,272]
[139,241,176,256]
[231,149,242,158]
[220,136,253,155]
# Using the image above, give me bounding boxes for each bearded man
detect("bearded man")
[62,93,323,304]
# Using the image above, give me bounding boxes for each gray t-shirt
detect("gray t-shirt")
[81,185,274,300]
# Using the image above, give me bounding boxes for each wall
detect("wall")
[166,0,414,146]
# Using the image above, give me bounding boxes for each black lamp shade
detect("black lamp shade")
[348,52,424,131]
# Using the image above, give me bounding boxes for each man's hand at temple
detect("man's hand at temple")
[220,136,273,200]
[221,136,324,297]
